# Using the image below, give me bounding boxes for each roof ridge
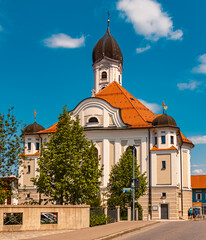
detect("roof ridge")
[114,82,151,125]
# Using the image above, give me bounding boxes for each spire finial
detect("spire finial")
[34,110,37,122]
[107,11,110,27]
[162,101,168,114]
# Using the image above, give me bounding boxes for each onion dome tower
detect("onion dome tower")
[23,122,45,135]
[23,110,45,135]
[152,114,177,128]
[92,18,123,93]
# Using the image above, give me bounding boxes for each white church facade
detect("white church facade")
[19,21,194,220]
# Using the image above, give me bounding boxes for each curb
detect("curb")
[96,221,160,240]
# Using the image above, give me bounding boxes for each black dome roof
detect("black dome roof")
[92,25,123,65]
[23,122,45,135]
[152,114,177,127]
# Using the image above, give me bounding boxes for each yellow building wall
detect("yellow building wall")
[156,154,171,185]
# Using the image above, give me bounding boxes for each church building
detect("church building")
[19,20,194,220]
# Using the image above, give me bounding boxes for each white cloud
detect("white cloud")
[192,164,206,168]
[169,29,183,40]
[177,80,201,91]
[192,169,203,175]
[43,33,85,49]
[193,54,206,74]
[136,45,151,53]
[138,99,161,113]
[188,135,206,144]
[116,0,183,41]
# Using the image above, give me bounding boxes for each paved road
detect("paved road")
[114,221,206,240]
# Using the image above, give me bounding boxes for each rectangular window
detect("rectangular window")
[155,137,157,145]
[4,213,23,225]
[36,142,40,150]
[196,193,202,201]
[27,165,31,174]
[161,136,166,144]
[41,212,58,224]
[171,136,174,144]
[26,193,30,199]
[162,161,166,169]
[162,192,166,198]
[28,142,31,150]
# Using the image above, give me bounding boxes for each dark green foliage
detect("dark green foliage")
[120,207,128,221]
[107,147,147,209]
[136,202,143,220]
[0,107,23,204]
[90,213,108,227]
[32,106,103,205]
[90,207,112,227]
[0,107,23,177]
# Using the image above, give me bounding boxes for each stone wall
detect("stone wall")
[182,190,192,219]
[151,187,180,220]
[0,205,89,232]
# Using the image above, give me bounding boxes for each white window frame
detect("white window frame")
[196,193,202,201]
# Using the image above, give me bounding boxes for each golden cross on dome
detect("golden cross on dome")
[162,101,168,114]
[34,110,37,122]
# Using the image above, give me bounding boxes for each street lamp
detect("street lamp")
[131,145,139,221]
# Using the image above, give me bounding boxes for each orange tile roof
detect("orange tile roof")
[36,82,194,144]
[191,175,206,189]
[38,122,58,134]
[96,82,156,128]
[180,132,193,145]
[19,151,40,157]
[150,145,177,151]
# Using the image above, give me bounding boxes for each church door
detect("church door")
[161,204,169,219]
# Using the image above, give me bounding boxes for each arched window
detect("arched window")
[102,71,107,79]
[100,86,106,90]
[89,117,99,123]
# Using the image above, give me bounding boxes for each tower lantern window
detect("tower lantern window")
[102,71,107,79]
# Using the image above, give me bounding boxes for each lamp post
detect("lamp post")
[131,145,139,220]
[132,146,135,221]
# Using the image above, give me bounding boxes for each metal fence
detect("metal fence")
[120,207,128,221]
[107,207,117,223]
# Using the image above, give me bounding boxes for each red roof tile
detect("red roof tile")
[191,175,206,189]
[36,82,193,145]
[150,145,177,151]
[96,82,155,128]
[19,151,40,157]
[38,122,57,134]
[180,132,193,144]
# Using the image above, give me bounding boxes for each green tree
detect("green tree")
[107,147,147,209]
[0,107,23,204]
[32,106,103,205]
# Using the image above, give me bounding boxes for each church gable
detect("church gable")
[72,97,126,128]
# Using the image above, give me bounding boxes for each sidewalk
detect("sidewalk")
[28,221,160,240]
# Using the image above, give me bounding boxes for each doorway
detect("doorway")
[161,204,169,219]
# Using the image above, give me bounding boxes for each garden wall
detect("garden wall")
[0,205,89,231]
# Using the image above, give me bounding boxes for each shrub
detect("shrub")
[90,213,107,227]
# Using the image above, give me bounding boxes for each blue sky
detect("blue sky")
[0,0,205,174]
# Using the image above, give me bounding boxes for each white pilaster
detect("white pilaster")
[103,139,110,186]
